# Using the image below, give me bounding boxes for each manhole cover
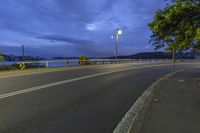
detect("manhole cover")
[177,79,186,82]
[154,99,158,102]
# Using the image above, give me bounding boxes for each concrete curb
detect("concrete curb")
[113,70,182,133]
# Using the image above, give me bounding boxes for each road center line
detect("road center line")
[0,64,170,99]
[0,63,146,79]
[0,65,96,79]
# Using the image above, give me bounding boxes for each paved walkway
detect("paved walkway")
[138,67,200,133]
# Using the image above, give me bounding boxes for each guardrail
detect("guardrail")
[0,59,199,70]
[16,59,169,69]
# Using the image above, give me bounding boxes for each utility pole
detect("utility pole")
[22,44,25,61]
[115,29,119,59]
[115,28,122,59]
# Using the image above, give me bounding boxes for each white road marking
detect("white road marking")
[0,66,95,79]
[0,64,170,99]
[1,62,192,79]
[0,63,145,79]
[177,79,186,82]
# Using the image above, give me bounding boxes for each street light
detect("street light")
[117,29,123,35]
[115,28,122,59]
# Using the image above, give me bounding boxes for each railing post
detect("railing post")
[45,61,48,68]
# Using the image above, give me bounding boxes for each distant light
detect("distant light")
[111,36,114,39]
[118,29,122,35]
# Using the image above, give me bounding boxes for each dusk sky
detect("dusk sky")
[0,0,165,58]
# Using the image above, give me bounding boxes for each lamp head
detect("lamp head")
[117,29,123,35]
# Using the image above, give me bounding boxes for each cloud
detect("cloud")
[37,35,94,45]
[36,34,114,56]
[0,0,165,57]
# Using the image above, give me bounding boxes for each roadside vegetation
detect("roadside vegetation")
[149,0,200,62]
[0,53,4,62]
[78,56,90,65]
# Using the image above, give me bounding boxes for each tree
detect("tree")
[0,53,5,62]
[168,0,200,4]
[193,28,200,53]
[149,0,200,66]
[78,56,90,65]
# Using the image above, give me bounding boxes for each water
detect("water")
[0,60,80,67]
[47,61,79,67]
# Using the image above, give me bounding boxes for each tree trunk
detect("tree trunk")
[172,48,176,71]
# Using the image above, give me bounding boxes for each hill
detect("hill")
[109,52,199,59]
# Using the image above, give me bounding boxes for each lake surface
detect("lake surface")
[0,60,80,67]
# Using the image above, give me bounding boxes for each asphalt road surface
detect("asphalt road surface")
[0,62,196,133]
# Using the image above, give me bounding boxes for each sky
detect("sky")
[0,0,165,58]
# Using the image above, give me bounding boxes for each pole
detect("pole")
[172,48,175,71]
[115,29,119,60]
[22,45,25,61]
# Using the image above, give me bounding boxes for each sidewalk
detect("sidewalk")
[137,67,200,133]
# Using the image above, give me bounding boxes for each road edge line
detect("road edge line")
[113,69,183,133]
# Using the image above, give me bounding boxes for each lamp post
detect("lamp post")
[22,44,25,61]
[115,28,122,59]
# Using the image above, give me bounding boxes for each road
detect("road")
[0,62,195,133]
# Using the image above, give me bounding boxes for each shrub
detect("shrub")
[78,56,90,65]
[0,53,4,62]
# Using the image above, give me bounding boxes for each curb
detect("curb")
[113,70,182,133]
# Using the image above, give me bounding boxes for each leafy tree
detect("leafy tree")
[193,28,200,53]
[78,56,90,65]
[0,53,5,61]
[195,27,200,40]
[149,0,200,63]
[168,0,200,4]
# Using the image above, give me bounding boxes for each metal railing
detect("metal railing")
[16,59,168,69]
[0,59,199,70]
